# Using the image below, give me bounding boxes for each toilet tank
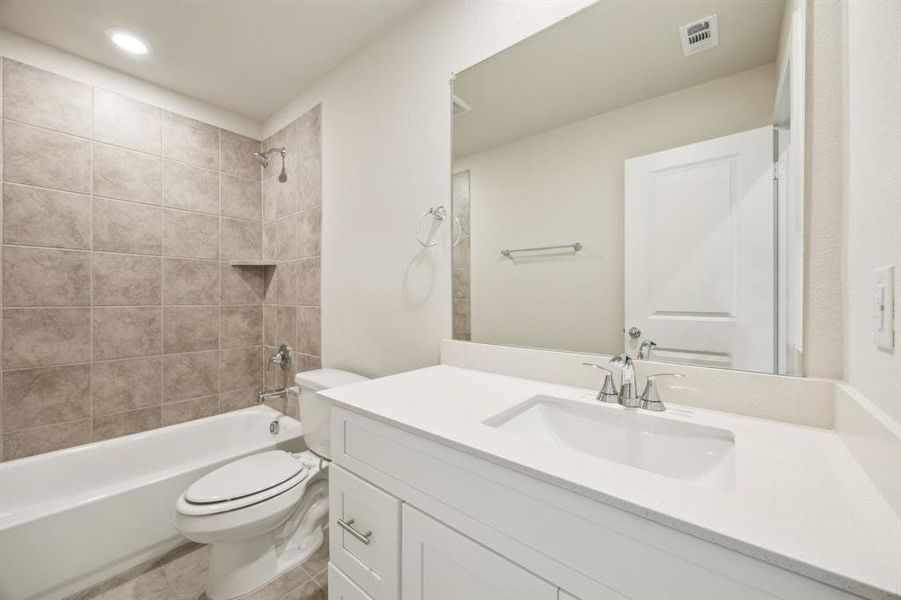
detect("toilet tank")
[294,368,369,459]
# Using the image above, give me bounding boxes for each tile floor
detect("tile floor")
[70,533,328,600]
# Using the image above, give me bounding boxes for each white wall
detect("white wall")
[0,29,260,138]
[453,63,777,355]
[844,0,901,424]
[262,1,592,377]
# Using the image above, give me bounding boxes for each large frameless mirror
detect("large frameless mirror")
[451,0,806,376]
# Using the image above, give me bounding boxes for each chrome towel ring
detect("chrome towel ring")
[417,206,462,248]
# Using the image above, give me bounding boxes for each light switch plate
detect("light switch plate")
[874,265,894,351]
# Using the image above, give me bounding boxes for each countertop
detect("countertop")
[323,365,901,599]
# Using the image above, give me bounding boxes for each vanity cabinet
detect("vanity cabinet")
[327,407,860,600]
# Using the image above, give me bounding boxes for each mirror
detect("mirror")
[451,0,806,376]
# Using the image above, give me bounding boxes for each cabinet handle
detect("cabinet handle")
[337,518,372,545]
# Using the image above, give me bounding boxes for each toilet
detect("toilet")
[174,369,369,600]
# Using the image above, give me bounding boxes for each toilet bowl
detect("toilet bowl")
[174,368,369,600]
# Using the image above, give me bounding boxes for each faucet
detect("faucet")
[638,373,685,412]
[637,340,657,360]
[257,344,294,404]
[609,354,639,407]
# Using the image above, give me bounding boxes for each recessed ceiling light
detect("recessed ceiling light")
[105,28,150,55]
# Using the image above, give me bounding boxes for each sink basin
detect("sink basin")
[484,395,735,490]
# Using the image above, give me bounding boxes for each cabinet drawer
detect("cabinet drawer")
[329,564,373,600]
[329,465,400,600]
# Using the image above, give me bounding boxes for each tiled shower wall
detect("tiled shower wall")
[261,107,323,397]
[0,58,272,461]
[451,170,470,340]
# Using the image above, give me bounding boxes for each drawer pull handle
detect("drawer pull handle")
[337,518,372,545]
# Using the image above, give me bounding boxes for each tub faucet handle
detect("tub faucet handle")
[269,344,292,372]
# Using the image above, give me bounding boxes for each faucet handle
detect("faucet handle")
[639,373,685,411]
[581,363,619,403]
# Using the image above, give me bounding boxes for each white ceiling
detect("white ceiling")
[0,0,420,122]
[453,0,785,159]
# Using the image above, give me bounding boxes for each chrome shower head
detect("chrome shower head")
[253,147,288,182]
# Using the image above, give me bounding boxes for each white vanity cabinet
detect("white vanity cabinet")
[327,407,862,600]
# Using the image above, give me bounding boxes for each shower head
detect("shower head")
[253,147,288,182]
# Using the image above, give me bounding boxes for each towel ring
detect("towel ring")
[417,206,462,248]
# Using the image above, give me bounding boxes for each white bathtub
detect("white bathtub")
[0,406,303,600]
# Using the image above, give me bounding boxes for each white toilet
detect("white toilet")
[175,368,369,600]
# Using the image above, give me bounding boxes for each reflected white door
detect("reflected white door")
[624,126,774,372]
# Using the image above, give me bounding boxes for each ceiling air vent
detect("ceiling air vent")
[452,94,472,118]
[679,14,719,56]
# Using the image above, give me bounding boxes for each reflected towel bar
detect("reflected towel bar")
[500,242,582,258]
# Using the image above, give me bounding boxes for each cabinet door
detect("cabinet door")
[330,564,373,600]
[402,505,556,600]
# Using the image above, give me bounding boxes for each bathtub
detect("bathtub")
[0,405,303,600]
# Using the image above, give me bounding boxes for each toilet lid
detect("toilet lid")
[185,450,306,504]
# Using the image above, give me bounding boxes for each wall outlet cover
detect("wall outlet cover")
[873,265,895,351]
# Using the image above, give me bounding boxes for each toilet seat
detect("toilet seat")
[177,450,309,517]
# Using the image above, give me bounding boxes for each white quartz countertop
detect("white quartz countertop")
[322,365,901,600]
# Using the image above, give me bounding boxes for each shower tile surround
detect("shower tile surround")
[451,170,470,340]
[0,59,323,460]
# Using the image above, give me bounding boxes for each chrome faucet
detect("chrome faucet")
[638,373,684,411]
[257,344,293,404]
[582,363,619,403]
[609,354,639,407]
[637,340,657,360]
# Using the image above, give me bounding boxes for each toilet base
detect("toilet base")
[205,526,325,600]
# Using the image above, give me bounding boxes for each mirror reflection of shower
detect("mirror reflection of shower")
[254,147,287,182]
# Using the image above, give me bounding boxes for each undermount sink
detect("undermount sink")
[484,395,735,490]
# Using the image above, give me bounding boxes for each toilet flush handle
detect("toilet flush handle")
[337,518,372,545]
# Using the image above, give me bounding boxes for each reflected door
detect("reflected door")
[624,126,774,372]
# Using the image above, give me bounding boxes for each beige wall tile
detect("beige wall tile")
[219,388,257,413]
[93,306,163,360]
[93,89,161,155]
[163,306,219,354]
[2,419,91,460]
[263,305,277,347]
[293,352,322,373]
[2,59,92,138]
[220,346,262,392]
[452,268,470,299]
[163,259,219,305]
[3,247,90,307]
[163,209,219,259]
[221,306,263,348]
[276,216,298,260]
[93,406,161,441]
[163,350,219,402]
[3,121,91,193]
[162,395,218,426]
[297,307,321,356]
[3,184,91,250]
[2,308,91,369]
[162,112,218,169]
[221,174,262,221]
[453,299,471,334]
[92,356,162,416]
[93,198,162,255]
[262,176,281,222]
[263,265,277,305]
[163,160,218,214]
[297,156,322,210]
[298,209,321,258]
[93,143,162,205]
[290,104,321,161]
[92,254,162,306]
[276,261,299,305]
[262,222,277,260]
[221,218,261,261]
[2,364,91,431]
[298,257,320,306]
[275,166,300,217]
[220,129,261,180]
[276,305,297,350]
[220,263,262,305]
